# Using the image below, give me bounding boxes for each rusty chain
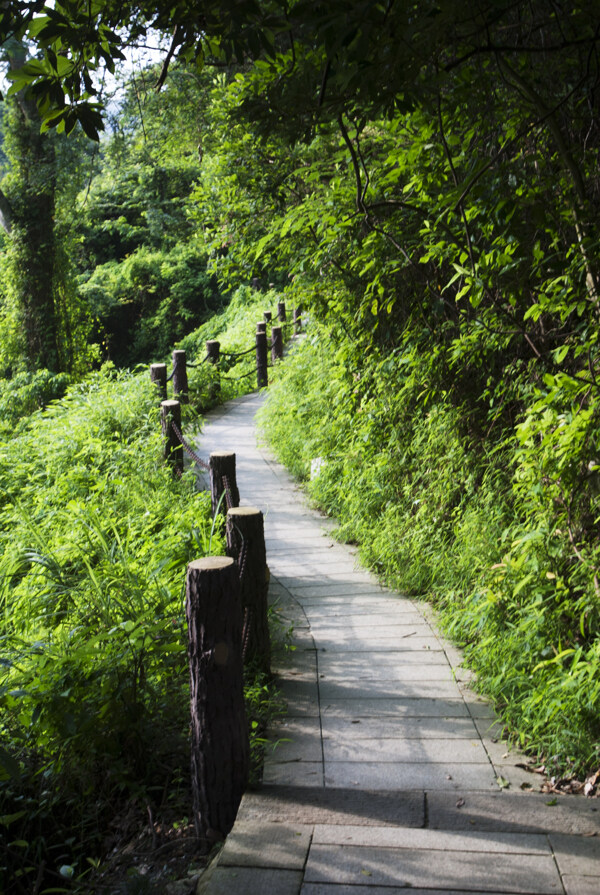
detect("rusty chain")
[169,420,210,471]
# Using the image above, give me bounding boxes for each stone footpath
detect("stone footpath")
[194,392,600,895]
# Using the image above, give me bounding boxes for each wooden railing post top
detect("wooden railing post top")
[227,506,261,518]
[187,556,235,573]
[151,362,167,370]
[210,450,236,459]
[161,398,180,410]
[173,349,186,358]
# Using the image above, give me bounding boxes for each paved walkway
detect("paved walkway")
[195,392,600,895]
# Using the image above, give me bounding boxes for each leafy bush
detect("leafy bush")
[0,369,71,432]
[260,319,600,778]
[0,365,221,891]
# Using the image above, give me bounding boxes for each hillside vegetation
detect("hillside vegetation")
[1,0,600,889]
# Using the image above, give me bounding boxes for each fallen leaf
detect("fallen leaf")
[496,776,510,789]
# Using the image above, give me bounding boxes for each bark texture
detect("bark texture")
[186,556,249,847]
[226,506,271,675]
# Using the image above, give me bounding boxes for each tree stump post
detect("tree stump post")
[186,556,249,848]
[172,349,189,403]
[277,300,287,323]
[206,340,221,401]
[293,307,302,334]
[206,340,220,365]
[271,325,283,362]
[256,330,268,388]
[263,311,272,326]
[209,451,240,516]
[226,507,271,675]
[150,363,167,402]
[160,399,183,475]
[256,320,267,334]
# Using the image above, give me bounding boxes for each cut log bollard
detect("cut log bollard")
[160,399,183,475]
[256,330,268,389]
[206,340,221,401]
[172,349,189,403]
[271,325,283,362]
[186,556,249,847]
[226,507,271,675]
[150,363,167,402]
[256,320,267,334]
[263,311,272,325]
[277,300,286,323]
[206,339,220,365]
[293,307,302,334]
[209,451,240,516]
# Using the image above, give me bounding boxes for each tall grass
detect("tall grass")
[259,322,600,779]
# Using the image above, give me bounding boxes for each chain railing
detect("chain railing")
[150,301,301,403]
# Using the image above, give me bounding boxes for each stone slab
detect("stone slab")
[427,791,600,834]
[562,875,600,895]
[318,679,462,699]
[281,583,389,598]
[322,736,489,764]
[268,718,323,762]
[320,697,469,718]
[303,844,563,892]
[263,761,324,786]
[301,888,510,895]
[236,785,424,827]
[316,636,444,652]
[218,821,312,869]
[311,825,551,854]
[318,654,451,674]
[277,679,320,716]
[323,760,497,791]
[203,867,303,895]
[321,715,481,740]
[548,832,600,876]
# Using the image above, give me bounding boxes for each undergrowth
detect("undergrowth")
[259,322,600,779]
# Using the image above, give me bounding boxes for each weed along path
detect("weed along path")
[195,392,600,895]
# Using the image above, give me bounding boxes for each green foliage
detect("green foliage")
[0,368,71,432]
[0,365,221,891]
[74,69,227,367]
[260,317,600,777]
[180,283,292,408]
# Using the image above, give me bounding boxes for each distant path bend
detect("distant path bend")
[196,391,600,895]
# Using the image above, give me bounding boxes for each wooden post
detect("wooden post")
[206,340,221,401]
[256,330,268,389]
[186,556,249,847]
[263,311,272,325]
[271,325,283,362]
[277,300,286,323]
[150,363,167,402]
[256,320,267,334]
[293,307,302,334]
[206,340,220,365]
[209,451,240,516]
[160,399,183,475]
[172,349,189,403]
[226,507,271,675]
